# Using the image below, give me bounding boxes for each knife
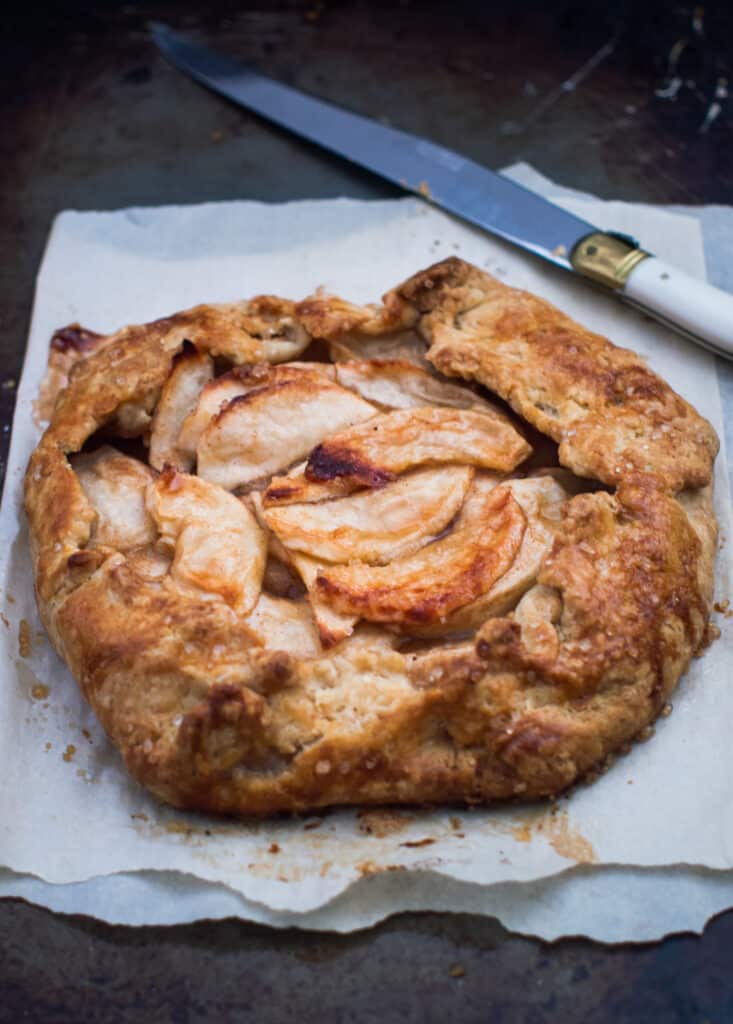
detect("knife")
[152,22,733,361]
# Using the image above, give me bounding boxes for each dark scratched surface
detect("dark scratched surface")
[2,2,732,1020]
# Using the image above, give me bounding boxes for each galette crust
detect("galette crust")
[25,259,719,816]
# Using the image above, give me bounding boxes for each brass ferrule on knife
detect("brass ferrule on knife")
[570,232,651,290]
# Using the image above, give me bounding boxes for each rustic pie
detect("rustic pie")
[25,258,719,816]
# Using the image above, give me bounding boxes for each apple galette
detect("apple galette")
[25,259,719,815]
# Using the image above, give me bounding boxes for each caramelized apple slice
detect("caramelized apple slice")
[407,474,568,636]
[263,463,358,507]
[313,484,526,624]
[306,407,531,488]
[289,551,359,646]
[246,471,358,648]
[177,363,335,461]
[148,345,213,471]
[264,466,473,565]
[334,359,502,415]
[72,446,156,550]
[147,469,266,613]
[197,379,377,491]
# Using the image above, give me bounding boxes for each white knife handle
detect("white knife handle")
[622,256,733,360]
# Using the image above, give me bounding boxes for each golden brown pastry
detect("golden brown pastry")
[25,258,719,816]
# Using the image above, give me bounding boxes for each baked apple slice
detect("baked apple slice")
[407,473,568,636]
[306,407,531,488]
[314,483,526,624]
[264,465,474,565]
[196,378,377,490]
[177,362,335,461]
[72,446,156,551]
[147,468,266,613]
[333,358,504,414]
[148,345,213,471]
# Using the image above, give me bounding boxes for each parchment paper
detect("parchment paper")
[2,176,732,941]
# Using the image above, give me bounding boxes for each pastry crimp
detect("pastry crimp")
[25,259,718,815]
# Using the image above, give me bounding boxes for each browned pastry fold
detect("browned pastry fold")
[393,258,717,492]
[24,259,718,816]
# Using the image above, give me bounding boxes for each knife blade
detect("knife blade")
[152,22,733,361]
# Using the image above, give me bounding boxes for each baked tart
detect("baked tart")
[25,258,719,815]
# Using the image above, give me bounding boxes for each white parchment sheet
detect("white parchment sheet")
[1,180,732,942]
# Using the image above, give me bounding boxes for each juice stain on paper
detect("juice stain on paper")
[511,808,597,864]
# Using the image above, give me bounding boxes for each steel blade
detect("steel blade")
[152,23,598,271]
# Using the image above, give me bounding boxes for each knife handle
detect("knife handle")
[572,232,733,362]
[621,256,733,361]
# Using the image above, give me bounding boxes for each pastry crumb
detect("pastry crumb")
[358,809,414,838]
[165,821,193,835]
[18,619,31,658]
[699,622,722,651]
